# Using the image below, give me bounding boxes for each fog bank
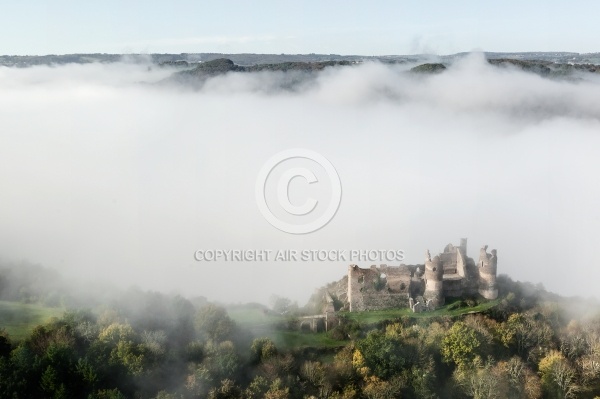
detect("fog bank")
[1,54,599,304]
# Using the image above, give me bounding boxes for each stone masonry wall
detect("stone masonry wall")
[348,264,412,311]
[345,239,498,312]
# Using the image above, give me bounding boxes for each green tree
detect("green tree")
[500,313,554,359]
[500,357,542,399]
[355,330,414,379]
[244,375,270,399]
[300,360,331,397]
[269,295,297,315]
[264,378,290,399]
[441,321,483,369]
[362,375,404,399]
[90,388,127,399]
[199,340,240,382]
[539,351,579,399]
[98,323,146,376]
[250,337,277,363]
[195,304,235,342]
[208,379,241,399]
[454,358,508,399]
[0,329,11,357]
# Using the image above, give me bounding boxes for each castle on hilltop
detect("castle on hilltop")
[345,239,498,312]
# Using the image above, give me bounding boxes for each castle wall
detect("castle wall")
[442,276,463,297]
[440,250,458,274]
[456,247,466,277]
[346,240,498,311]
[348,264,411,311]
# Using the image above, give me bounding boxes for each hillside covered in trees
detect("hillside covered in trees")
[1,262,600,398]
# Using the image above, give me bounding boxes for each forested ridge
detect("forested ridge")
[1,262,599,398]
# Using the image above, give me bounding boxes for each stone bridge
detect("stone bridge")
[299,312,338,333]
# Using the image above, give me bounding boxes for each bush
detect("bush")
[328,318,361,341]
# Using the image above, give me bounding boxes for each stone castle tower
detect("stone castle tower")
[478,245,498,299]
[423,251,444,307]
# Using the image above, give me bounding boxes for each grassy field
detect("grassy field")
[227,298,501,349]
[0,300,64,341]
[226,307,347,349]
[226,307,283,327]
[271,331,346,349]
[339,298,502,324]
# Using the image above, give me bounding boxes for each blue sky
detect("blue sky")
[2,1,599,55]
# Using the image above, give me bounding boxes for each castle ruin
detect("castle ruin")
[346,239,498,312]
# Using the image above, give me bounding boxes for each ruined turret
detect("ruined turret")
[459,238,467,255]
[424,250,444,308]
[478,246,498,299]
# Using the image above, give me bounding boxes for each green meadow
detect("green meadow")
[0,300,64,341]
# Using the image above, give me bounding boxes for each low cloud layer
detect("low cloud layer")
[1,54,599,304]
